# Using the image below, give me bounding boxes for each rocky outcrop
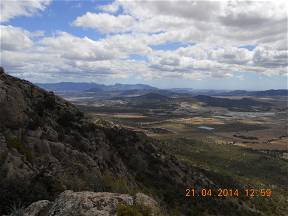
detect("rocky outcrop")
[22,200,51,216]
[8,190,160,216]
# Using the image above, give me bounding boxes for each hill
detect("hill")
[86,83,157,92]
[121,93,177,109]
[194,95,272,111]
[134,92,170,100]
[0,67,257,215]
[214,89,288,97]
[37,82,157,93]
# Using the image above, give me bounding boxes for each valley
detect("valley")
[65,91,287,154]
[59,88,288,215]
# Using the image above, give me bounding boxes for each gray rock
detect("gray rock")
[43,127,58,142]
[24,200,51,216]
[17,190,161,216]
[135,192,159,211]
[48,190,134,216]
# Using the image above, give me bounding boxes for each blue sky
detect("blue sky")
[8,1,109,39]
[0,0,287,90]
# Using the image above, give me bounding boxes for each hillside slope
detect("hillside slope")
[0,68,257,215]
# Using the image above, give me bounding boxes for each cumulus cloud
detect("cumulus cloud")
[98,1,120,14]
[1,0,287,83]
[72,12,135,33]
[0,0,51,22]
[40,32,117,61]
[73,1,287,47]
[0,25,33,50]
[219,1,287,28]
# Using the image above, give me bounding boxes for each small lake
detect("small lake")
[198,125,215,131]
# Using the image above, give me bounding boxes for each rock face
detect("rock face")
[47,191,133,216]
[0,68,255,215]
[22,200,51,216]
[8,190,159,216]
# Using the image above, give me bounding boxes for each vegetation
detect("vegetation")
[101,175,135,194]
[194,95,272,111]
[116,203,156,216]
[6,136,33,162]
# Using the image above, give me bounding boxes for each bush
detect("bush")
[102,175,134,194]
[117,204,142,216]
[116,203,154,216]
[6,136,33,162]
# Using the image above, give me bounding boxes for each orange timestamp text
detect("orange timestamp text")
[185,188,272,198]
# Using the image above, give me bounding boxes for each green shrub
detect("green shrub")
[102,175,134,194]
[116,203,153,216]
[6,136,33,162]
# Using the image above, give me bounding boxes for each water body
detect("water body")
[198,125,215,130]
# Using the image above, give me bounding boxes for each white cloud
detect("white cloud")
[40,32,117,61]
[253,46,288,69]
[1,0,287,83]
[76,1,287,47]
[98,1,120,14]
[0,25,33,50]
[72,12,135,33]
[0,0,51,22]
[219,1,287,28]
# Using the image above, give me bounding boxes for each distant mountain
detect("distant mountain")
[250,89,288,96]
[194,95,272,111]
[214,89,288,97]
[119,93,176,109]
[36,82,157,92]
[108,83,157,91]
[87,83,157,92]
[36,82,105,92]
[171,89,288,97]
[134,92,170,101]
[36,82,287,97]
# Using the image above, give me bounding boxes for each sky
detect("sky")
[0,0,287,90]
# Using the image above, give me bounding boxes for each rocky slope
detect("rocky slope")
[0,67,257,215]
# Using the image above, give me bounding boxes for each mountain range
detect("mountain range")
[37,82,288,97]
[37,82,157,92]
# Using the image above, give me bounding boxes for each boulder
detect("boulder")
[24,200,51,216]
[135,192,159,212]
[12,190,160,216]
